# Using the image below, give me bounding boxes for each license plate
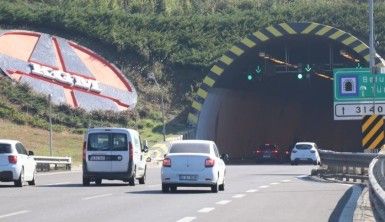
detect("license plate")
[263,154,271,158]
[90,155,106,161]
[179,175,197,181]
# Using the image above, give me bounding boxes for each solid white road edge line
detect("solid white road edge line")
[338,185,362,222]
[0,210,30,219]
[232,194,246,198]
[296,175,309,179]
[82,193,112,200]
[198,208,215,213]
[45,182,70,186]
[216,200,232,205]
[176,217,196,222]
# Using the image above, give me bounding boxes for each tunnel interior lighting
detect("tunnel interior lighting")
[340,50,360,63]
[297,73,303,79]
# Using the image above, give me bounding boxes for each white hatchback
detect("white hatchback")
[290,142,321,165]
[0,140,37,187]
[161,140,226,193]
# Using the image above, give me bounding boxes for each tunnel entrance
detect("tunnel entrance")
[189,22,385,158]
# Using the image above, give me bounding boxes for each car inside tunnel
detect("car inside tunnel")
[196,35,367,158]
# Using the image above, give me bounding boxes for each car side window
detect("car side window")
[213,144,220,157]
[16,143,27,155]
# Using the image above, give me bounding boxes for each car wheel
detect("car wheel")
[95,179,102,185]
[28,170,36,186]
[161,184,169,193]
[290,161,295,165]
[82,176,90,186]
[219,182,225,191]
[313,161,318,165]
[170,185,177,192]
[14,168,24,187]
[211,183,219,193]
[138,169,146,185]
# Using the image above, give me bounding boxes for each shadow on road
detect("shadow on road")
[126,189,212,195]
[38,183,130,188]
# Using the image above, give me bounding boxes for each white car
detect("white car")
[290,142,321,165]
[82,128,148,186]
[161,140,226,193]
[0,140,37,187]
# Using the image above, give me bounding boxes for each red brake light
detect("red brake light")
[163,158,171,167]
[8,155,17,164]
[129,142,133,161]
[83,141,87,160]
[273,150,279,154]
[285,151,289,154]
[256,149,261,153]
[205,158,215,167]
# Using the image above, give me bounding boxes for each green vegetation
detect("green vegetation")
[0,0,385,151]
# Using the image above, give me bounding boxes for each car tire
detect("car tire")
[14,168,24,187]
[28,170,36,186]
[313,161,318,165]
[170,185,177,192]
[219,182,225,191]
[162,184,169,193]
[290,161,295,165]
[95,179,102,185]
[211,183,219,193]
[82,176,90,186]
[138,169,146,185]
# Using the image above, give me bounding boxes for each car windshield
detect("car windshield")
[295,144,313,150]
[169,143,210,154]
[88,133,128,151]
[0,143,12,153]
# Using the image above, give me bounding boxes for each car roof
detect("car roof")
[0,139,19,145]
[295,142,315,145]
[87,128,138,133]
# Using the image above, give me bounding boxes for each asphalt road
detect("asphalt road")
[0,164,356,222]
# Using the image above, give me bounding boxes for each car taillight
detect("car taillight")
[310,150,316,153]
[8,155,17,164]
[285,151,289,155]
[163,158,171,167]
[83,141,86,160]
[205,158,215,167]
[273,150,279,154]
[256,150,261,153]
[129,142,133,161]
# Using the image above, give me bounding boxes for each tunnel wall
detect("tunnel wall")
[196,88,362,157]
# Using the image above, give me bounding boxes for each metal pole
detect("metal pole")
[48,94,52,156]
[150,74,166,142]
[369,0,376,112]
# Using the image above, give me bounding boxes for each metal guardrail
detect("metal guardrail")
[33,156,72,172]
[314,150,377,182]
[368,156,385,220]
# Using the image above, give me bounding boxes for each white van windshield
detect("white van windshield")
[88,133,128,151]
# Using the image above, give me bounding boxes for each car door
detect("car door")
[86,132,112,172]
[135,135,146,177]
[110,132,129,172]
[16,143,31,180]
[213,144,225,183]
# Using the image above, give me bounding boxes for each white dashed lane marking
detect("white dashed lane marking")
[82,193,112,200]
[216,200,232,205]
[176,217,196,222]
[259,185,269,189]
[0,210,30,219]
[232,194,245,198]
[198,207,215,213]
[270,182,280,185]
[246,189,258,193]
[281,179,291,183]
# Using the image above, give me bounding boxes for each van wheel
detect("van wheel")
[170,185,177,192]
[14,168,24,187]
[82,176,90,186]
[128,169,136,186]
[95,179,102,185]
[28,170,36,186]
[138,169,146,185]
[219,182,225,191]
[162,184,169,193]
[211,183,219,193]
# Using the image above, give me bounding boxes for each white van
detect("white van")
[82,128,148,186]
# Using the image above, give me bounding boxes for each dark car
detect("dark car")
[254,144,285,163]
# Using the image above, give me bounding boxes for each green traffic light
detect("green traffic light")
[297,73,303,79]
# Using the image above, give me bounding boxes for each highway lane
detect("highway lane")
[0,164,354,222]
